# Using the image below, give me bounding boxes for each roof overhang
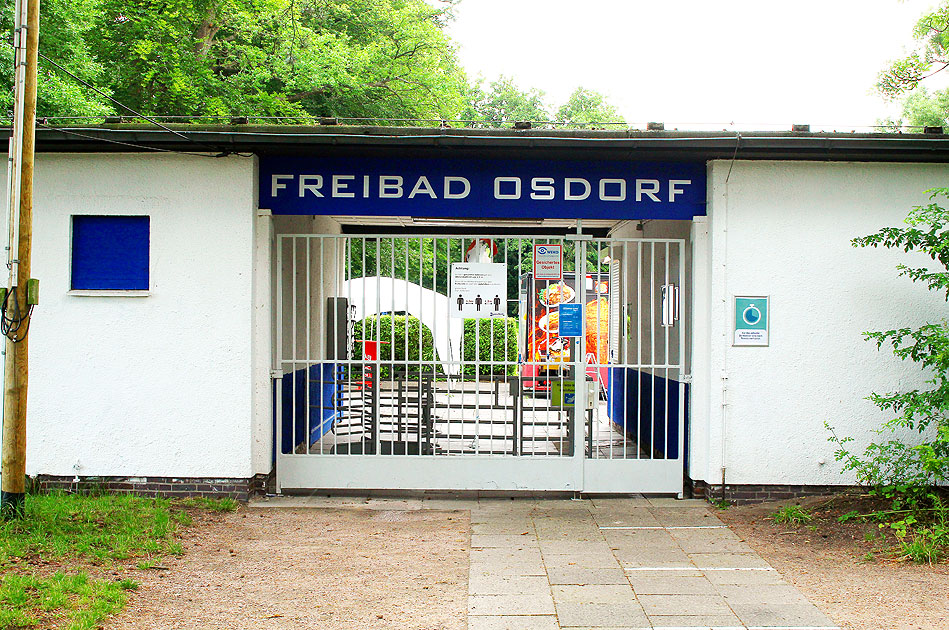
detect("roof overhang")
[17,125,949,163]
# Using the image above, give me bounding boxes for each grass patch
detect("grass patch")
[0,490,220,628]
[0,491,185,567]
[176,497,239,513]
[771,504,814,526]
[0,571,138,630]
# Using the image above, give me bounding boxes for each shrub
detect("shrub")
[828,189,949,491]
[354,314,519,378]
[826,189,949,562]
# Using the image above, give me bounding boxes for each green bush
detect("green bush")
[826,188,949,563]
[828,189,949,491]
[354,315,518,378]
[461,318,519,377]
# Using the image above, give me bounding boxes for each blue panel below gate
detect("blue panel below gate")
[607,368,689,460]
[278,363,340,454]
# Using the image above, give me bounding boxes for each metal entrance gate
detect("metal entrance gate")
[274,234,686,493]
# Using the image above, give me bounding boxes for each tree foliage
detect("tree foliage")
[461,75,550,126]
[4,0,468,121]
[0,0,115,118]
[4,0,628,125]
[462,77,625,129]
[880,87,949,129]
[879,4,949,97]
[828,189,949,489]
[878,3,949,129]
[555,86,625,128]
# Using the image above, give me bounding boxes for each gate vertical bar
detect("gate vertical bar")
[678,240,686,494]
[574,233,586,480]
[305,237,311,454]
[291,237,298,455]
[275,235,284,491]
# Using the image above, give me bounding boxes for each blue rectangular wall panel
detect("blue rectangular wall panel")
[71,215,150,290]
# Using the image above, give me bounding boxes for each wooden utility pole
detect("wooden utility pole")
[1,0,39,518]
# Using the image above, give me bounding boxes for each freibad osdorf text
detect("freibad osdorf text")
[270,174,693,203]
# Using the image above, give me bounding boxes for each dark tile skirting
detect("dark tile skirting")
[32,473,272,502]
[690,479,862,505]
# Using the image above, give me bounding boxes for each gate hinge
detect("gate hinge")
[682,374,693,384]
[270,369,282,379]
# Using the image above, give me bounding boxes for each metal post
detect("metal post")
[1,0,38,518]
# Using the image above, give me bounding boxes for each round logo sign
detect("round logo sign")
[742,304,762,326]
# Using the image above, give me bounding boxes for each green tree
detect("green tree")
[0,0,115,119]
[829,189,949,490]
[461,75,551,127]
[7,0,468,121]
[878,3,949,129]
[880,88,949,129]
[879,4,949,97]
[555,87,625,128]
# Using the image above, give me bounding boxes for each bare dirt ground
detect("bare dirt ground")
[718,495,949,630]
[105,506,470,630]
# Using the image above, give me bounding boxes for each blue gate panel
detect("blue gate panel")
[607,368,688,460]
[277,363,340,454]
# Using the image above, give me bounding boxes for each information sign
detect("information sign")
[534,244,563,280]
[551,380,576,408]
[559,303,582,337]
[450,263,507,318]
[734,296,769,346]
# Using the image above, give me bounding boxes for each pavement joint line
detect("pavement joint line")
[624,566,777,571]
[600,525,729,530]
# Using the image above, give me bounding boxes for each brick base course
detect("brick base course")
[32,474,272,502]
[690,479,863,505]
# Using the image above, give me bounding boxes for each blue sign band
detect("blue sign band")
[259,156,707,220]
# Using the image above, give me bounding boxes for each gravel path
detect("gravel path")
[106,506,470,630]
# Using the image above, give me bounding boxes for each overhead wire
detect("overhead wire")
[33,49,224,153]
[35,121,226,158]
[3,39,252,156]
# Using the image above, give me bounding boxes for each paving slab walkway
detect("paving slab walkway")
[253,495,839,630]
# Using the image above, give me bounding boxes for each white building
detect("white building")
[13,126,948,501]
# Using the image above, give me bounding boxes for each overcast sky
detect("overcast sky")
[445,0,943,131]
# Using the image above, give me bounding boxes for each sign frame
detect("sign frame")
[533,244,563,281]
[733,295,769,347]
[449,262,507,319]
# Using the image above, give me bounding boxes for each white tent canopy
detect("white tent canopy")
[343,276,462,375]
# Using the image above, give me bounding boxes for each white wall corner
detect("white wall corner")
[688,213,712,484]
[251,163,274,476]
[705,161,730,484]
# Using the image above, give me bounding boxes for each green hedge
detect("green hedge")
[461,317,518,376]
[354,315,518,377]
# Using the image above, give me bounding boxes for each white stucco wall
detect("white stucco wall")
[19,153,256,478]
[698,160,949,486]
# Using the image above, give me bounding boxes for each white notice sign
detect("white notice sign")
[533,244,563,280]
[450,263,507,318]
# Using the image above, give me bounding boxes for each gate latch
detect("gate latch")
[660,284,679,327]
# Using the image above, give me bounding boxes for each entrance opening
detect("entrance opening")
[275,226,688,493]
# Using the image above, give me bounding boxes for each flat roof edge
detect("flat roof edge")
[16,125,949,162]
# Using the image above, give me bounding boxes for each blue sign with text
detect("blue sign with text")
[259,156,706,220]
[559,303,583,337]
